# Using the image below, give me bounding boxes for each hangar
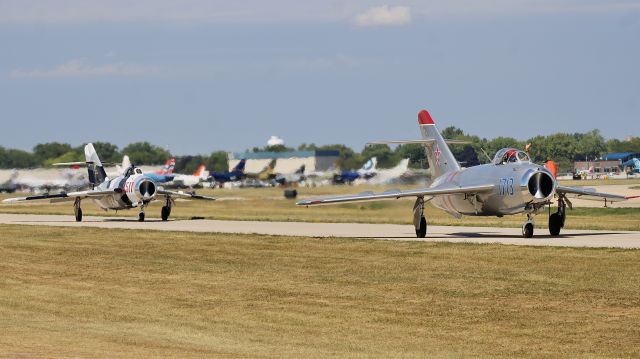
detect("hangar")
[228,150,340,174]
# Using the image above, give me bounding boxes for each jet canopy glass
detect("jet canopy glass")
[492,148,531,165]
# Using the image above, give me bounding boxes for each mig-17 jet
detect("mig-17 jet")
[298,110,636,238]
[2,143,215,222]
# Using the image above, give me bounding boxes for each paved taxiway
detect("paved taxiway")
[0,213,639,248]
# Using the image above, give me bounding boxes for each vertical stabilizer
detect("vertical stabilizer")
[233,159,246,173]
[417,110,461,178]
[361,157,377,173]
[194,164,208,179]
[84,143,107,186]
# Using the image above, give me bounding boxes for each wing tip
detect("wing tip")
[418,109,435,125]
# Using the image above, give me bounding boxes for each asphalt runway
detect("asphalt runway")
[1,213,639,249]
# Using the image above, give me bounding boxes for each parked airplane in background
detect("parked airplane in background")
[275,164,306,186]
[333,157,377,184]
[144,158,176,183]
[0,171,18,193]
[2,143,215,222]
[298,109,636,238]
[170,164,208,188]
[623,158,640,174]
[15,169,88,193]
[359,158,410,185]
[208,159,246,185]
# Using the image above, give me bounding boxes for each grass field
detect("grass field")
[2,184,640,231]
[0,224,639,357]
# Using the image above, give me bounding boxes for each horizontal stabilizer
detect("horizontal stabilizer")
[367,139,470,145]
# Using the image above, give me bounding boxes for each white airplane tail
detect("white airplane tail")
[116,155,131,175]
[84,143,107,186]
[360,157,377,173]
[417,110,461,178]
[194,164,208,180]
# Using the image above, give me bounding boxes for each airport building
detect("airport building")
[228,150,340,174]
[574,152,640,174]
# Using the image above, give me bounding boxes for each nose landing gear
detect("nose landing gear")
[74,198,82,222]
[138,205,145,222]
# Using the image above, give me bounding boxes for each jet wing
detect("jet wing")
[297,183,495,206]
[2,189,122,204]
[556,185,638,203]
[157,189,216,200]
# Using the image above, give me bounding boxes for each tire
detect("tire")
[75,208,82,222]
[549,213,562,236]
[522,222,534,238]
[161,206,170,221]
[415,217,427,238]
[138,212,145,222]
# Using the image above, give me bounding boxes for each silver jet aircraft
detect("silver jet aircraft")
[2,143,215,222]
[297,109,636,238]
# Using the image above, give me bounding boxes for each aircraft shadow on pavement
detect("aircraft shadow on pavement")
[355,232,624,240]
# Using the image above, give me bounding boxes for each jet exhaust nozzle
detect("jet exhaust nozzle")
[522,170,555,202]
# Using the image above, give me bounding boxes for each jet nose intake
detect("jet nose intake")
[527,171,554,200]
[138,180,156,199]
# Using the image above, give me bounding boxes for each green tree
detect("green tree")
[205,151,229,173]
[574,130,606,161]
[0,146,38,168]
[44,150,84,166]
[91,142,121,163]
[33,142,73,165]
[395,144,427,169]
[361,144,400,169]
[606,137,640,153]
[175,155,205,174]
[122,142,171,165]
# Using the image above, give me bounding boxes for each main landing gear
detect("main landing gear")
[522,213,534,238]
[548,196,567,236]
[413,197,427,238]
[74,198,82,222]
[161,197,172,221]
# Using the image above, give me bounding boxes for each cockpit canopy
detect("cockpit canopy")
[124,166,144,177]
[492,148,531,165]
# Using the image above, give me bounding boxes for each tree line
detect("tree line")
[1,129,639,173]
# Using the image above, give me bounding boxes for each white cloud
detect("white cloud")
[9,59,161,78]
[353,5,411,27]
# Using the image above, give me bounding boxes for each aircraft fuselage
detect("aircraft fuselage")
[430,162,556,217]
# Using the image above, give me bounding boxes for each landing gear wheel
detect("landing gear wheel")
[138,212,145,222]
[522,222,534,238]
[161,206,171,221]
[75,208,82,222]
[415,217,427,238]
[549,213,562,236]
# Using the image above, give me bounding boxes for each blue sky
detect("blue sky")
[0,1,639,155]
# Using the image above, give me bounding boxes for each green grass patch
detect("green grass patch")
[0,224,638,357]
